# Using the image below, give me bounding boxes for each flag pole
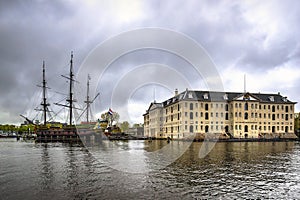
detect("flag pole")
[110,112,112,127]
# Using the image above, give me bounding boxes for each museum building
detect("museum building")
[143,89,297,140]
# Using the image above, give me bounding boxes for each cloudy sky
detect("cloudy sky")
[0,0,300,125]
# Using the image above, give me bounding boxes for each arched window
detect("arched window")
[244,112,248,120]
[225,126,229,133]
[189,125,194,133]
[272,105,275,112]
[225,104,229,111]
[205,125,209,133]
[190,103,193,110]
[245,125,248,132]
[272,126,275,133]
[190,112,193,120]
[225,113,229,120]
[245,102,248,110]
[205,113,209,120]
[205,104,209,111]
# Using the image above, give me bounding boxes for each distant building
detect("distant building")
[295,112,300,134]
[143,101,164,138]
[143,89,297,139]
[126,127,144,137]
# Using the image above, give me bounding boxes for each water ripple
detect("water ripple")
[1,139,300,199]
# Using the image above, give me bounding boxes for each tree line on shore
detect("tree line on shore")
[0,124,35,133]
[0,122,143,133]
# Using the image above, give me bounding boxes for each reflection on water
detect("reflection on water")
[40,146,54,192]
[89,140,195,173]
[0,138,300,199]
[162,142,300,199]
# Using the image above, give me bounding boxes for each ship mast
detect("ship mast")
[85,74,91,122]
[77,75,99,123]
[41,61,50,125]
[22,61,50,125]
[54,52,80,125]
[67,52,74,126]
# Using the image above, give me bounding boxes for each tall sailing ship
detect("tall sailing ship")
[22,52,105,143]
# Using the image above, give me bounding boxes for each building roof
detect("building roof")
[161,90,296,107]
[143,102,163,116]
[143,90,296,116]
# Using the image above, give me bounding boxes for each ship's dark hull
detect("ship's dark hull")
[35,127,104,143]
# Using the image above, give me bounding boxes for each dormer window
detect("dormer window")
[268,96,274,102]
[188,92,193,98]
[282,97,287,102]
[203,93,208,100]
[243,93,250,100]
[223,94,228,100]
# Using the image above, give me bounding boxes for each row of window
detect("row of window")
[183,121,225,124]
[164,125,293,133]
[235,103,293,112]
[165,112,230,122]
[148,118,293,127]
[233,125,293,132]
[164,111,294,122]
[185,112,229,120]
[234,112,293,120]
[166,103,230,113]
[186,103,229,111]
[165,102,294,114]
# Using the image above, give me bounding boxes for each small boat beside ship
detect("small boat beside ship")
[0,131,17,138]
[104,124,137,140]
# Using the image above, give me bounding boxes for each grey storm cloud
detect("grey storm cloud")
[0,0,300,124]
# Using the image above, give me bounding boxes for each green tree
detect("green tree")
[101,110,120,126]
[18,124,35,134]
[120,121,130,132]
[0,124,16,132]
[101,112,110,121]
[132,123,143,128]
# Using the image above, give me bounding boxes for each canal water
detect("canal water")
[1,138,300,199]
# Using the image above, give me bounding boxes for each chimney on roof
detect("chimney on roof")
[278,92,280,95]
[175,88,178,96]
